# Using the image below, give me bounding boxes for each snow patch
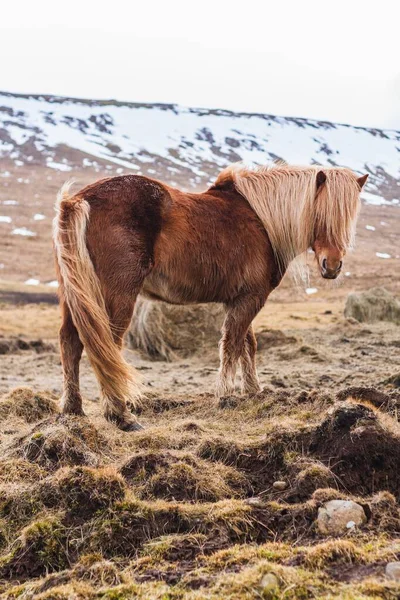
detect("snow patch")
[12,227,36,237]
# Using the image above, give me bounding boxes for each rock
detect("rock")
[273,480,288,491]
[385,562,400,581]
[127,297,224,360]
[344,287,400,324]
[244,497,264,507]
[317,500,367,535]
[260,573,279,596]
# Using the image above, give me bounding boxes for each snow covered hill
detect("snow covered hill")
[0,91,399,204]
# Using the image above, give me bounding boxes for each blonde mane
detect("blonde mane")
[216,163,361,283]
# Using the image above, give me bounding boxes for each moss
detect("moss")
[142,533,208,562]
[303,540,364,569]
[34,581,95,599]
[0,517,69,578]
[0,487,44,529]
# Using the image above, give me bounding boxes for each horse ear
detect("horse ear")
[357,174,369,189]
[316,170,326,189]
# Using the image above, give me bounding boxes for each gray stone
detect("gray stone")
[244,497,264,507]
[385,562,400,581]
[260,573,279,596]
[273,480,288,491]
[317,500,367,535]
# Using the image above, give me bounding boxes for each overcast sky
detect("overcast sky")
[2,0,399,129]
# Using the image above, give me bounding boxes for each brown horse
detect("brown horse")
[53,163,368,430]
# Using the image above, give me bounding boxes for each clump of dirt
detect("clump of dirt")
[337,386,400,414]
[308,401,400,498]
[0,458,47,483]
[142,533,210,562]
[368,491,400,532]
[12,418,108,470]
[41,466,126,517]
[0,387,58,422]
[0,517,69,579]
[256,328,297,350]
[0,336,55,355]
[287,461,337,502]
[120,450,249,501]
[301,539,364,569]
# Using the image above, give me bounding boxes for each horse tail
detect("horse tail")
[53,182,141,411]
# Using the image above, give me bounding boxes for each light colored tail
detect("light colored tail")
[53,182,141,418]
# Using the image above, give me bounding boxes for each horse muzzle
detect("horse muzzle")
[321,258,342,279]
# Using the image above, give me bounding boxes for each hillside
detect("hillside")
[1,90,400,200]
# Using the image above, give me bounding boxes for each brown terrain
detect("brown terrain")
[0,159,399,599]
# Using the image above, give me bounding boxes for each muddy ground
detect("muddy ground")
[0,289,399,599]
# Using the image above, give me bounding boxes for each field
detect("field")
[0,161,400,599]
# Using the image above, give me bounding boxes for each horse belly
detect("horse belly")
[142,263,235,305]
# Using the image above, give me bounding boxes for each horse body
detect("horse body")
[142,184,277,305]
[54,164,367,430]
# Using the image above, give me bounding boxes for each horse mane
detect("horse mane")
[214,163,361,283]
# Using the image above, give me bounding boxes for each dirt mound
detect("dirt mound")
[344,287,400,324]
[42,466,126,516]
[127,297,224,360]
[0,336,55,355]
[120,450,249,501]
[309,402,400,498]
[256,328,297,350]
[0,517,69,579]
[337,386,400,418]
[12,418,108,470]
[0,387,58,422]
[1,386,400,598]
[0,458,46,483]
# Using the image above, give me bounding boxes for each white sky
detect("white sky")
[2,0,400,129]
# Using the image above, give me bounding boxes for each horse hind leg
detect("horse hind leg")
[101,290,143,431]
[240,324,261,394]
[59,296,84,415]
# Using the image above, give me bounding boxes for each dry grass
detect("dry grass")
[0,383,399,599]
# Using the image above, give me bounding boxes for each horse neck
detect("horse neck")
[234,168,317,271]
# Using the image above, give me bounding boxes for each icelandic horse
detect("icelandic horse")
[53,163,368,430]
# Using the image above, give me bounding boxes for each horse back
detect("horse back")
[77,174,280,304]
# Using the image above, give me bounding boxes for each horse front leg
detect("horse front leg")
[216,296,264,397]
[240,324,261,394]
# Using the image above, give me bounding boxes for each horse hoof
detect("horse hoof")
[109,415,144,432]
[59,408,86,417]
[119,419,144,432]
